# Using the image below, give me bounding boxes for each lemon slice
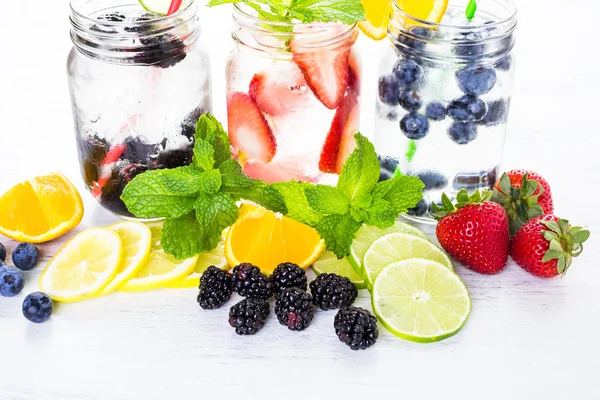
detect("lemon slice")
[358,0,393,40]
[39,228,123,302]
[120,222,198,292]
[312,251,366,289]
[101,221,152,294]
[167,240,228,289]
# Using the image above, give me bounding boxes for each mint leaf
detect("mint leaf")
[198,169,222,194]
[405,140,417,162]
[466,0,477,20]
[305,185,350,215]
[351,193,372,209]
[372,173,424,214]
[195,192,239,251]
[272,181,324,227]
[193,139,215,171]
[338,133,380,203]
[121,167,202,219]
[288,0,365,24]
[161,212,204,259]
[224,180,287,214]
[363,198,396,228]
[196,114,231,167]
[316,213,362,258]
[220,159,253,188]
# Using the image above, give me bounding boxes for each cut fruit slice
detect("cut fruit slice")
[120,222,198,292]
[138,0,182,16]
[225,203,325,274]
[290,39,350,110]
[167,238,228,289]
[372,258,471,343]
[249,72,308,116]
[227,92,277,164]
[318,96,360,174]
[363,232,453,288]
[39,228,123,303]
[312,251,366,289]
[101,221,152,294]
[358,0,393,40]
[397,0,449,23]
[348,220,428,273]
[0,172,84,243]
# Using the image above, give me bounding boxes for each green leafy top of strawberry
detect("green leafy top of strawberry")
[491,172,544,236]
[539,218,590,275]
[430,189,493,220]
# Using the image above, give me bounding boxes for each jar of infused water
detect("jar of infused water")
[374,0,516,221]
[67,0,211,217]
[225,4,361,184]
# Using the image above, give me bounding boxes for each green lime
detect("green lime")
[372,258,471,343]
[348,220,428,274]
[363,232,453,288]
[312,251,366,289]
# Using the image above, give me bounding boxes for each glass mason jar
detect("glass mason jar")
[226,5,361,184]
[374,0,516,221]
[67,0,211,218]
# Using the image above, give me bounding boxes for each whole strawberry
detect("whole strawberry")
[432,189,510,274]
[492,170,554,235]
[510,214,590,278]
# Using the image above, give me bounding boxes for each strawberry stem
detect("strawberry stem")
[540,219,590,275]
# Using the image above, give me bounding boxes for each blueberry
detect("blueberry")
[0,242,6,262]
[398,90,422,112]
[415,171,448,191]
[397,27,433,51]
[378,74,400,106]
[22,292,53,323]
[0,266,25,297]
[12,243,39,271]
[400,113,429,139]
[448,122,478,144]
[379,169,393,182]
[379,155,399,174]
[393,59,422,88]
[453,168,498,190]
[407,198,428,216]
[495,55,512,71]
[448,95,487,122]
[425,102,447,121]
[454,31,489,57]
[480,99,509,126]
[455,66,497,95]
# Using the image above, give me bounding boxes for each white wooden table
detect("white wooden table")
[1,1,599,399]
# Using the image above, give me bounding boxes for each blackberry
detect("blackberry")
[119,163,148,183]
[228,298,270,335]
[76,135,108,186]
[124,14,154,33]
[197,266,233,310]
[274,288,314,331]
[122,136,160,164]
[269,262,308,296]
[96,12,126,22]
[334,307,378,350]
[156,146,193,169]
[309,273,358,311]
[180,106,206,139]
[231,263,272,299]
[136,36,186,69]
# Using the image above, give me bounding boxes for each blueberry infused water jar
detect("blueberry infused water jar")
[375,0,516,222]
[67,0,211,218]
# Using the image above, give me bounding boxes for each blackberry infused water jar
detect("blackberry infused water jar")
[225,5,361,184]
[375,0,516,222]
[67,0,211,217]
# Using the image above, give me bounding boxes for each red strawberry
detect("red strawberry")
[290,40,350,110]
[492,170,554,235]
[510,214,590,278]
[432,189,510,274]
[227,92,277,164]
[318,96,360,174]
[248,72,307,116]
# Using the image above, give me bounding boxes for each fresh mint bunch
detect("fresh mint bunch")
[207,0,366,25]
[274,133,425,258]
[121,114,287,259]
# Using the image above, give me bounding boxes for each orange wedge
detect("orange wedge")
[358,0,393,40]
[0,172,84,243]
[397,0,449,23]
[225,203,325,274]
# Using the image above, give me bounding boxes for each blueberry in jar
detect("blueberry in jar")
[414,171,448,191]
[448,121,478,144]
[447,95,487,122]
[480,99,509,126]
[455,65,497,95]
[407,198,429,216]
[398,90,422,112]
[400,113,429,139]
[454,31,489,57]
[495,55,512,71]
[425,102,447,121]
[378,74,400,106]
[396,26,433,51]
[393,59,422,88]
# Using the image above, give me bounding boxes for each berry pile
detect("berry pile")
[197,262,376,350]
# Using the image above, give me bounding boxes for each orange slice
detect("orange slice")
[397,0,449,23]
[358,0,393,40]
[225,203,325,274]
[0,172,84,243]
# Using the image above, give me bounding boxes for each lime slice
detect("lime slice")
[348,220,428,274]
[312,251,366,289]
[363,232,453,288]
[372,258,471,343]
[167,240,228,289]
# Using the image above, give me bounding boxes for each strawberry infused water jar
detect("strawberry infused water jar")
[225,4,361,184]
[374,0,516,221]
[67,0,211,217]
